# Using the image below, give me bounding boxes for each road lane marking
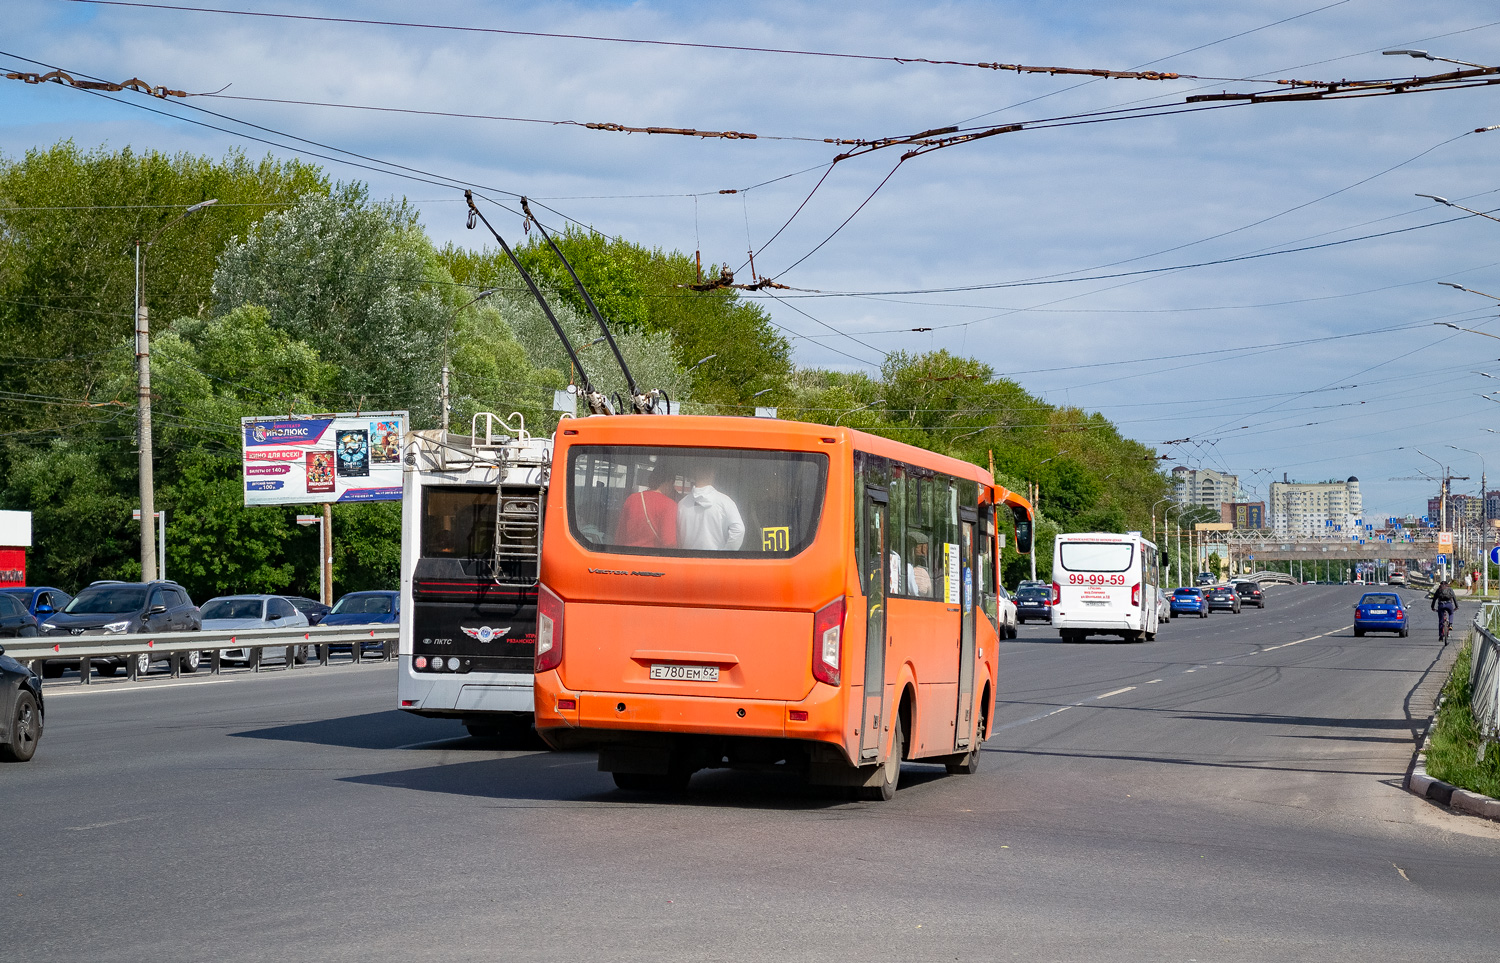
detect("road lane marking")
[63,816,149,831]
[1095,686,1136,700]
[1263,625,1351,651]
[1145,679,1163,684]
[44,678,237,697]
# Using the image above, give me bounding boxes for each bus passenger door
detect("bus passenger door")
[954,513,977,751]
[860,488,888,763]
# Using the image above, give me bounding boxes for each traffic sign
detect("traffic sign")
[1436,553,1449,565]
[1490,546,1500,565]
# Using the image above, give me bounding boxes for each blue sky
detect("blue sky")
[5,0,1500,520]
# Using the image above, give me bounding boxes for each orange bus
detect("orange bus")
[533,415,1024,800]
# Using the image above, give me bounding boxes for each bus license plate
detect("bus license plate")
[650,664,720,682]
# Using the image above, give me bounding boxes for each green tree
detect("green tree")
[0,142,326,436]
[213,184,450,423]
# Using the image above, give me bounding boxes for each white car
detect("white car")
[995,584,1019,639]
[201,595,311,665]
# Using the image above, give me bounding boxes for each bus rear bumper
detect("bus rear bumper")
[534,670,851,763]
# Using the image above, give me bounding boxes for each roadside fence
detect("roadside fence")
[0,625,400,684]
[1472,604,1500,739]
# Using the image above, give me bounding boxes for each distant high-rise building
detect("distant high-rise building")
[1171,467,1239,514]
[1269,477,1363,537]
[1428,492,1486,524]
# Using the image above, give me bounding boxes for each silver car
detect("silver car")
[202,595,311,665]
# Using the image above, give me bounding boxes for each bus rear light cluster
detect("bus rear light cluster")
[812,597,845,686]
[535,583,565,673]
[1131,583,1141,607]
[1051,582,1061,605]
[556,698,576,711]
[414,656,467,672]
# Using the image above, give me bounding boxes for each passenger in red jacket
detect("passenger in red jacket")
[613,467,679,548]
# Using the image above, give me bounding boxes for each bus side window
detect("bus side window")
[978,510,998,629]
[889,467,908,596]
[906,474,935,598]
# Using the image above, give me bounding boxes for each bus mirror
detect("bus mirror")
[1011,506,1033,555]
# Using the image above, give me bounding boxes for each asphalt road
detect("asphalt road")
[4,584,1498,962]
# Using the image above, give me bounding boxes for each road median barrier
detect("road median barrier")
[3,625,399,684]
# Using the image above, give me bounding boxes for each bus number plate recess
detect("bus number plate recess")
[650,664,720,682]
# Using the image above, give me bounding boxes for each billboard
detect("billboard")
[241,412,407,506]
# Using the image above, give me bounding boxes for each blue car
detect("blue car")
[1170,587,1208,618]
[0,586,73,621]
[322,590,400,655]
[1353,592,1407,637]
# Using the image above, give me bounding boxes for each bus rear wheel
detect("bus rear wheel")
[857,717,905,801]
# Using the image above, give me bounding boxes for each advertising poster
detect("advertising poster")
[241,411,406,506]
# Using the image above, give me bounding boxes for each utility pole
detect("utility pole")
[133,261,157,583]
[440,364,450,434]
[132,198,217,583]
[323,504,334,604]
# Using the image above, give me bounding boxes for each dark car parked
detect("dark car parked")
[0,593,40,638]
[286,596,332,626]
[1233,581,1265,608]
[1,586,73,621]
[38,581,202,677]
[0,642,44,761]
[1014,584,1052,624]
[1206,585,1241,613]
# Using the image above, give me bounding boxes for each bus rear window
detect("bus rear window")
[422,488,497,558]
[1059,541,1134,573]
[567,446,828,557]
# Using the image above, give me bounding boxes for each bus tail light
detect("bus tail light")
[1131,583,1141,607]
[812,597,845,686]
[1051,582,1061,605]
[535,584,564,673]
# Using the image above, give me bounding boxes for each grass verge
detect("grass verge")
[1425,636,1500,799]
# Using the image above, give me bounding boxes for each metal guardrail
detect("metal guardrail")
[1474,605,1500,740]
[1244,570,1296,585]
[0,625,400,684]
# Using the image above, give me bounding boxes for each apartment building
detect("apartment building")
[1269,476,1363,538]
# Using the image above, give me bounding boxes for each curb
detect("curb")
[1405,698,1500,822]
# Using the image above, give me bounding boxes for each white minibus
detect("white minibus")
[1051,531,1160,643]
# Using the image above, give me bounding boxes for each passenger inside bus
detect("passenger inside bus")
[613,466,679,548]
[677,462,745,551]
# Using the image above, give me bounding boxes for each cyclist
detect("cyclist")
[1430,579,1457,641]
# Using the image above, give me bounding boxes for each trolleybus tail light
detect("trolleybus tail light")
[535,584,564,673]
[1131,583,1141,607]
[1051,582,1061,605]
[556,698,576,710]
[811,597,845,686]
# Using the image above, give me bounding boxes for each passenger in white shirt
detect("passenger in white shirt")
[677,464,745,550]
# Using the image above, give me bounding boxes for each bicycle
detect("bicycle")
[1437,604,1454,642]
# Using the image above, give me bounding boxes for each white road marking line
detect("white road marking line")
[63,815,149,831]
[1145,679,1163,684]
[45,678,237,696]
[1263,625,1351,651]
[1095,686,1136,700]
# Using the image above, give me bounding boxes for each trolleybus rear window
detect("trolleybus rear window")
[567,446,828,558]
[422,487,498,558]
[1059,541,1135,572]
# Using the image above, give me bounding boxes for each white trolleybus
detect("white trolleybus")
[397,413,552,740]
[1050,531,1160,643]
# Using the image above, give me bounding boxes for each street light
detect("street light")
[834,398,884,426]
[1419,194,1500,227]
[1384,49,1493,69]
[441,287,501,432]
[133,198,218,583]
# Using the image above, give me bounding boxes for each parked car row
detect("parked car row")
[0,582,399,678]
